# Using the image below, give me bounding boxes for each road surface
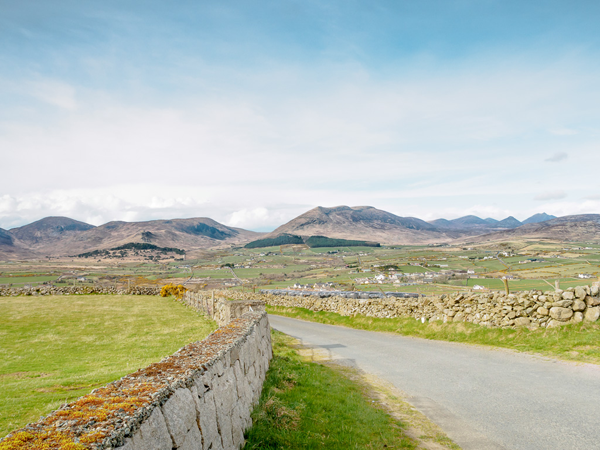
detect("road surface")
[269,314,600,450]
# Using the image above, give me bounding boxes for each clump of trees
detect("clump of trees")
[245,234,304,248]
[305,236,380,248]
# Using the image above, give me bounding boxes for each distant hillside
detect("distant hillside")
[496,216,522,228]
[0,227,38,260]
[9,216,95,246]
[430,214,554,231]
[265,206,458,244]
[522,212,556,225]
[0,228,13,247]
[430,215,494,231]
[467,214,600,243]
[3,217,263,258]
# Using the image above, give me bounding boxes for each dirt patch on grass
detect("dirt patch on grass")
[34,384,96,393]
[0,372,51,380]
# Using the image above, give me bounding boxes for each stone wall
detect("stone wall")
[260,289,420,299]
[208,284,600,329]
[0,285,161,297]
[0,312,272,450]
[182,291,266,327]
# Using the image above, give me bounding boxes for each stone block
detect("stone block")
[549,307,573,321]
[552,300,573,308]
[178,421,203,450]
[216,409,234,449]
[573,299,586,311]
[575,286,587,300]
[162,388,197,448]
[561,291,575,300]
[132,407,173,450]
[586,295,600,307]
[585,307,600,322]
[198,389,222,450]
[514,317,530,327]
[573,312,584,323]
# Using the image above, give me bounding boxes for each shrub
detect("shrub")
[160,283,187,300]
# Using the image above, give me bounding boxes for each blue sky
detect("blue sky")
[1,0,600,231]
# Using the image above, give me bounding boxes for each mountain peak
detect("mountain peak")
[522,212,557,225]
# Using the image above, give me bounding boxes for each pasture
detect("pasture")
[0,294,216,437]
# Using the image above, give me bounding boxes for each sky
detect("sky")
[1,0,600,231]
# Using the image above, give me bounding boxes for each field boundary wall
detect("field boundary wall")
[182,291,266,327]
[213,283,600,328]
[0,285,160,296]
[1,309,272,450]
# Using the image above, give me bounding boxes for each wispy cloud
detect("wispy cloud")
[534,191,567,201]
[549,128,578,136]
[545,152,568,163]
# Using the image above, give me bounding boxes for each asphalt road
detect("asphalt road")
[269,315,600,450]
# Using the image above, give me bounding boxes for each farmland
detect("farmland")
[1,239,598,296]
[0,295,216,437]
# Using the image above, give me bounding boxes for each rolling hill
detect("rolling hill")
[0,217,263,259]
[466,214,600,243]
[263,206,459,244]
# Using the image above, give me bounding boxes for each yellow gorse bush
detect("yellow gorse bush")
[160,283,187,300]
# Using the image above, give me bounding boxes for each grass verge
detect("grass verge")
[244,330,432,449]
[266,305,600,365]
[0,294,217,437]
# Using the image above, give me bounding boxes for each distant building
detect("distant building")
[579,274,594,279]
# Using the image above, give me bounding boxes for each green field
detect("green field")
[0,295,216,437]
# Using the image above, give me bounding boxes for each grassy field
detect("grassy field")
[0,295,217,437]
[267,306,600,366]
[244,331,424,449]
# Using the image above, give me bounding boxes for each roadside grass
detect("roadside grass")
[266,306,600,365]
[0,295,217,437]
[244,330,419,450]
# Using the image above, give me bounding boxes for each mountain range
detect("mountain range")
[0,207,596,260]
[0,216,262,259]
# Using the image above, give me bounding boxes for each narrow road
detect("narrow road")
[269,315,600,450]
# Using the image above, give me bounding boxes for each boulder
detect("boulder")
[584,307,600,323]
[514,317,531,327]
[586,295,600,307]
[561,291,575,300]
[575,286,587,300]
[572,300,586,312]
[537,307,549,316]
[549,307,573,321]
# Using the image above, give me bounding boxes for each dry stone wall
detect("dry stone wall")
[0,312,272,450]
[211,284,600,329]
[182,291,266,327]
[0,285,160,297]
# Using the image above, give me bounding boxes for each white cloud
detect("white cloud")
[29,79,78,110]
[534,191,567,201]
[2,55,600,229]
[549,128,578,136]
[545,152,568,163]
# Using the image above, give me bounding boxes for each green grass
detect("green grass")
[244,330,417,449]
[267,306,600,366]
[0,295,217,437]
